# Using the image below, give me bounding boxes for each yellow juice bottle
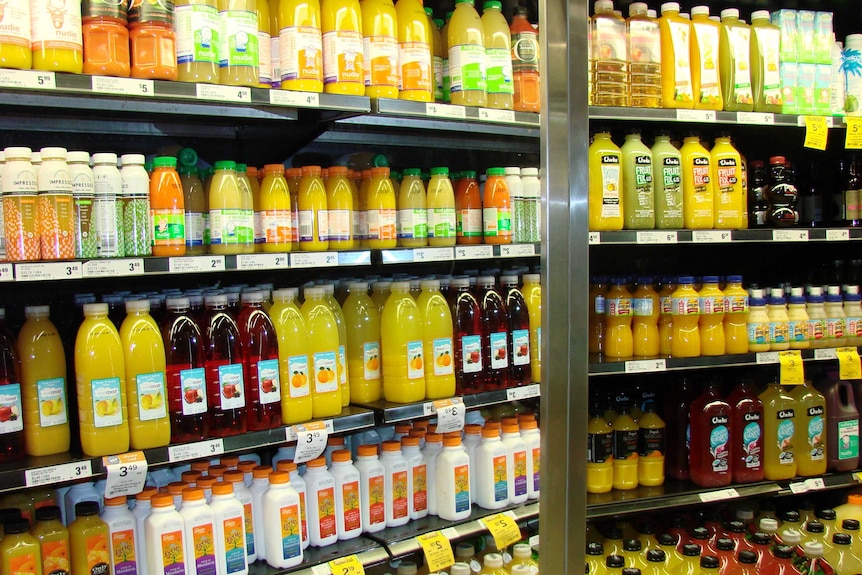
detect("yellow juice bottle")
[257,0,274,86]
[236,164,257,254]
[670,276,701,358]
[588,131,624,231]
[279,0,324,91]
[260,164,292,252]
[31,506,69,575]
[300,287,342,418]
[690,6,723,110]
[612,405,639,490]
[75,303,129,457]
[209,161,253,255]
[698,276,725,356]
[481,0,514,110]
[440,11,452,101]
[590,0,627,107]
[620,131,655,230]
[719,8,754,112]
[381,281,426,403]
[710,135,744,229]
[323,284,350,407]
[426,167,457,246]
[120,300,170,450]
[638,403,665,487]
[522,273,541,383]
[632,277,659,357]
[325,166,355,249]
[789,382,827,477]
[270,0,282,87]
[427,8,444,101]
[759,381,797,480]
[416,280,456,399]
[447,0,486,107]
[342,281,382,403]
[31,0,83,74]
[658,2,694,109]
[395,0,434,102]
[658,278,675,356]
[18,306,70,457]
[397,168,428,247]
[1,520,42,575]
[322,0,365,94]
[680,135,714,229]
[270,288,313,424]
[366,167,397,248]
[298,165,329,251]
[750,10,782,114]
[722,275,749,355]
[245,165,264,252]
[361,0,399,98]
[68,502,109,575]
[0,3,32,70]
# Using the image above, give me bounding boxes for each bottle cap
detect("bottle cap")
[803,541,824,557]
[646,550,666,563]
[806,522,825,534]
[307,457,327,468]
[606,556,625,568]
[40,147,67,160]
[833,533,852,545]
[401,436,420,447]
[759,518,779,533]
[331,449,352,462]
[125,299,150,313]
[682,544,702,557]
[691,5,709,16]
[182,487,205,501]
[751,533,772,546]
[3,519,30,534]
[486,167,505,177]
[153,156,177,168]
[843,518,861,530]
[700,556,719,569]
[720,8,739,19]
[212,482,233,496]
[622,570,641,575]
[252,465,272,479]
[484,554,504,568]
[93,152,118,165]
[587,542,604,556]
[715,538,735,551]
[214,160,236,170]
[223,471,244,484]
[68,151,90,163]
[773,546,795,559]
[623,539,642,552]
[751,10,770,20]
[658,533,679,546]
[430,167,449,176]
[443,435,462,446]
[817,509,837,520]
[738,551,757,564]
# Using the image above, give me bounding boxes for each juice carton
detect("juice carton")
[780,62,799,114]
[771,10,797,64]
[814,12,833,64]
[815,64,832,116]
[798,63,817,115]
[796,11,816,64]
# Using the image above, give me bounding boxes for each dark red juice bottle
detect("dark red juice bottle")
[0,309,22,461]
[500,275,530,386]
[665,377,697,481]
[749,532,779,572]
[452,278,484,394]
[727,379,765,484]
[689,381,733,488]
[237,291,281,431]
[162,296,208,443]
[478,276,510,391]
[203,294,247,437]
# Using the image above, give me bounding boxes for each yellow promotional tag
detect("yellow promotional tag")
[417,531,455,572]
[481,513,522,550]
[779,350,805,385]
[804,116,829,150]
[846,117,862,149]
[837,347,862,380]
[328,555,365,575]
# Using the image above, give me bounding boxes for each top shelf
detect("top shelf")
[588,106,842,128]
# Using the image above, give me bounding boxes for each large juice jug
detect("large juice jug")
[381,282,426,403]
[790,381,827,477]
[325,166,354,249]
[426,167,456,246]
[321,0,364,94]
[0,3,31,70]
[75,303,129,457]
[203,294,248,436]
[19,306,69,457]
[210,161,253,255]
[361,0,399,98]
[727,379,764,484]
[522,273,541,383]
[723,275,749,354]
[150,156,186,256]
[670,276,700,358]
[298,165,329,251]
[689,382,732,488]
[269,289,313,423]
[510,6,540,112]
[301,287,342,418]
[651,133,684,229]
[748,290,771,352]
[750,10,782,113]
[698,276,725,356]
[638,403,665,487]
[626,3,661,109]
[690,6,723,111]
[120,300,170,450]
[179,166,208,255]
[427,9,444,101]
[500,275,531,386]
[175,0,219,83]
[822,380,860,472]
[395,0,434,102]
[621,131,655,229]
[259,164,292,252]
[481,1,514,110]
[604,278,633,358]
[719,9,754,112]
[256,0,273,86]
[591,0,627,107]
[760,381,797,480]
[478,276,510,390]
[31,0,83,73]
[452,278,483,394]
[657,278,675,356]
[217,0,260,87]
[366,167,397,248]
[322,284,350,407]
[589,131,624,230]
[397,168,428,247]
[82,0,131,77]
[279,0,324,91]
[455,170,483,243]
[416,280,456,398]
[680,135,714,229]
[632,277,659,357]
[342,281,382,403]
[711,135,744,229]
[587,408,612,493]
[612,404,639,490]
[238,291,282,431]
[447,0,486,107]
[658,2,693,109]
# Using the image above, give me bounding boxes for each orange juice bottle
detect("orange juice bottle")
[322,284,350,407]
[416,279,456,399]
[690,6,722,111]
[259,164,292,252]
[69,502,109,575]
[0,2,32,70]
[325,166,355,249]
[510,6,540,112]
[698,276,725,356]
[381,281,426,403]
[75,303,129,457]
[481,1,514,110]
[632,277,659,357]
[588,131,624,231]
[31,506,69,575]
[322,0,364,94]
[361,0,399,98]
[670,276,700,358]
[680,135,714,229]
[300,287,342,418]
[789,382,827,477]
[750,10,782,114]
[19,306,70,457]
[722,275,749,355]
[150,157,186,257]
[428,8,444,101]
[31,0,83,73]
[589,277,607,355]
[209,161,253,255]
[395,0,434,102]
[426,167,456,246]
[448,0,486,107]
[342,281,382,403]
[257,0,273,86]
[587,406,613,493]
[237,164,257,254]
[279,0,324,91]
[612,403,639,490]
[298,166,329,251]
[366,167,397,248]
[1,520,42,575]
[270,288,313,424]
[604,278,633,359]
[522,273,541,383]
[658,2,693,109]
[658,277,675,356]
[711,135,744,229]
[482,168,512,244]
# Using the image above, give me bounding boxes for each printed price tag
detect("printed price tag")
[0,264,13,282]
[83,258,145,278]
[698,488,740,503]
[837,347,862,380]
[425,102,467,119]
[692,230,732,243]
[103,451,148,498]
[286,419,334,441]
[676,109,716,122]
[814,348,838,360]
[429,398,466,434]
[292,421,330,464]
[92,76,154,97]
[195,84,252,103]
[804,116,829,150]
[0,70,56,90]
[417,531,456,572]
[507,384,541,401]
[328,556,365,575]
[482,513,522,550]
[290,252,338,268]
[789,477,827,494]
[25,461,93,487]
[756,352,780,364]
[167,438,224,462]
[588,232,601,245]
[499,244,537,257]
[478,108,516,123]
[16,262,82,281]
[455,245,494,259]
[827,229,850,241]
[413,247,454,262]
[235,253,289,270]
[779,350,805,385]
[636,231,677,244]
[737,112,775,125]
[846,117,862,149]
[772,229,809,242]
[624,359,667,374]
[168,255,225,273]
[270,90,320,108]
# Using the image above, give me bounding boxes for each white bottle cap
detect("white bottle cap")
[484,554,504,568]
[420,279,440,290]
[680,13,689,19]
[629,2,647,15]
[272,288,298,301]
[450,565,472,575]
[347,281,368,291]
[847,285,860,295]
[24,305,50,317]
[523,273,540,283]
[241,291,264,304]
[759,518,779,533]
[691,5,709,16]
[165,297,190,310]
[751,10,770,21]
[521,167,539,177]
[40,147,67,160]
[804,541,824,557]
[4,147,31,160]
[847,35,862,51]
[120,154,146,166]
[205,294,228,307]
[304,286,324,298]
[647,9,656,17]
[125,299,150,313]
[660,2,680,13]
[721,8,739,19]
[92,153,118,165]
[390,281,411,291]
[68,151,90,163]
[828,285,842,295]
[790,287,804,297]
[83,303,109,315]
[594,0,614,13]
[504,167,522,176]
[770,288,784,299]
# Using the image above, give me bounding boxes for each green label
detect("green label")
[635,164,652,187]
[485,47,514,95]
[152,211,186,242]
[176,5,220,65]
[838,419,860,460]
[450,44,486,93]
[219,10,259,68]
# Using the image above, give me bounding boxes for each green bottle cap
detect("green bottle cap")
[144,160,153,173]
[178,148,198,167]
[153,156,177,168]
[236,163,247,173]
[483,1,502,10]
[425,6,433,16]
[456,0,475,6]
[434,18,444,28]
[463,170,476,178]
[214,161,237,170]
[430,167,449,176]
[178,165,198,176]
[373,154,389,167]
[403,168,421,176]
[487,167,505,176]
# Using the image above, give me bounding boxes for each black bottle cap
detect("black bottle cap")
[843,519,861,531]
[75,501,100,516]
[690,527,710,541]
[806,522,825,534]
[833,533,852,546]
[3,519,30,534]
[738,551,758,564]
[606,555,625,568]
[817,509,837,521]
[682,544,702,557]
[658,533,680,546]
[751,533,772,546]
[587,543,605,556]
[774,546,795,559]
[716,538,736,551]
[34,506,61,522]
[623,539,642,552]
[647,550,667,563]
[700,556,720,569]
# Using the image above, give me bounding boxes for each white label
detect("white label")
[269,90,320,108]
[196,84,252,103]
[292,422,329,463]
[180,368,207,415]
[425,103,467,119]
[36,378,67,427]
[408,340,424,379]
[588,232,601,245]
[136,372,167,421]
[169,255,226,273]
[83,258,144,278]
[431,398,465,434]
[92,76,154,97]
[756,352,780,364]
[0,70,56,90]
[363,342,381,380]
[288,355,311,398]
[25,461,92,487]
[789,477,827,494]
[827,229,850,241]
[737,111,775,125]
[290,252,338,268]
[217,364,245,410]
[814,348,838,360]
[676,109,717,122]
[0,264,12,282]
[507,384,541,401]
[168,438,225,462]
[698,488,740,502]
[413,247,453,262]
[455,245,494,259]
[432,338,453,376]
[16,262,82,281]
[636,231,678,244]
[692,230,732,243]
[478,108,516,123]
[624,359,667,373]
[236,253,289,270]
[103,451,148,499]
[499,244,537,257]
[773,229,809,242]
[322,30,363,85]
[257,360,281,405]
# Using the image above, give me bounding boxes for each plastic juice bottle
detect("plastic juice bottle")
[440,12,452,101]
[82,0,130,77]
[222,472,255,564]
[759,381,797,480]
[426,167,457,246]
[380,282,425,403]
[36,147,75,261]
[612,404,639,490]
[426,9,443,101]
[521,273,541,383]
[447,0,486,107]
[789,382,827,477]
[75,303,128,457]
[326,450,362,539]
[500,276,530,386]
[235,165,257,253]
[321,0,364,94]
[3,147,40,262]
[807,287,828,349]
[31,506,69,575]
[589,278,607,354]
[296,165,328,251]
[826,286,848,347]
[480,1,513,110]
[650,134,684,229]
[324,166,354,249]
[278,0,323,91]
[69,501,109,575]
[102,496,138,575]
[452,277,483,394]
[174,0,219,82]
[591,0,627,107]
[179,166,207,255]
[128,0,178,80]
[119,153,151,258]
[0,519,41,575]
[31,0,83,73]
[698,276,725,356]
[474,427,509,509]
[217,0,259,86]
[455,170,483,243]
[638,402,665,487]
[680,135,714,229]
[255,0,273,86]
[203,294,248,437]
[631,277,659,357]
[589,131,624,231]
[394,0,433,102]
[0,2,31,70]
[67,151,96,259]
[342,282,381,403]
[400,437,427,520]
[365,167,397,248]
[482,168,511,243]
[261,471,303,568]
[719,9,754,112]
[748,290,770,352]
[670,277,701,358]
[321,285,350,407]
[150,157,186,257]
[711,135,744,229]
[844,286,862,346]
[361,0,399,99]
[209,161,251,255]
[787,288,811,350]
[726,379,765,483]
[748,11,782,113]
[237,292,281,431]
[626,2,660,108]
[723,276,749,354]
[768,290,791,351]
[658,2,693,108]
[621,131,655,229]
[605,279,634,358]
[208,483,249,573]
[144,495,187,575]
[300,287,342,418]
[302,457,339,547]
[354,444,386,533]
[258,164,291,252]
[690,6,722,110]
[477,276,510,390]
[416,280,456,399]
[506,8,539,110]
[177,487,216,575]
[689,382,732,487]
[397,168,428,247]
[284,168,301,243]
[436,435,471,521]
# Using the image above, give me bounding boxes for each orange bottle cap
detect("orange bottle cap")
[520,420,538,430]
[358,444,379,457]
[264,164,284,175]
[464,424,482,435]
[182,488,205,501]
[327,436,345,446]
[395,423,413,434]
[443,436,462,447]
[302,165,322,176]
[238,461,257,473]
[286,167,302,177]
[482,428,500,438]
[307,457,327,468]
[371,167,390,177]
[331,450,352,462]
[167,482,188,494]
[151,494,174,508]
[181,471,202,483]
[252,466,273,479]
[269,471,289,484]
[220,456,239,467]
[207,465,227,477]
[425,433,443,443]
[409,429,427,438]
[277,461,297,473]
[401,436,420,447]
[329,166,348,176]
[136,487,158,501]
[196,477,218,488]
[381,440,401,452]
[503,424,521,434]
[212,483,233,496]
[104,496,126,507]
[190,461,210,472]
[413,420,430,430]
[223,471,244,484]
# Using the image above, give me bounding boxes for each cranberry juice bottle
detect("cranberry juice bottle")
[237,291,282,431]
[727,379,765,483]
[478,276,510,391]
[665,377,696,481]
[501,275,531,386]
[203,294,247,436]
[0,309,22,461]
[162,297,208,443]
[689,381,733,488]
[451,277,484,394]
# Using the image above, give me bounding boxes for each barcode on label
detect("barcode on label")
[507,384,541,400]
[827,229,850,241]
[270,90,320,108]
[25,461,93,487]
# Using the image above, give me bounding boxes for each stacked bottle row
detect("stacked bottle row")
[1,0,540,112]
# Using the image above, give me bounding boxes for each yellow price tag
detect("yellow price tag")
[837,347,862,380]
[779,350,805,385]
[328,555,365,575]
[417,531,455,572]
[481,513,522,550]
[803,116,829,150]
[846,117,862,149]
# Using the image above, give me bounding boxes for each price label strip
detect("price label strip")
[16,262,82,281]
[25,461,93,487]
[82,258,145,278]
[292,421,329,464]
[481,512,522,550]
[846,117,862,149]
[0,70,56,90]
[779,350,805,385]
[804,116,829,151]
[417,531,456,573]
[92,76,154,97]
[328,556,365,574]
[167,438,224,462]
[425,398,466,434]
[837,347,862,380]
[102,451,148,498]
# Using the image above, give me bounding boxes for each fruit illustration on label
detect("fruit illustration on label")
[0,404,16,422]
[410,355,423,370]
[41,398,65,417]
[495,348,507,360]
[261,378,277,393]
[183,388,203,404]
[366,356,379,371]
[317,367,334,383]
[468,351,480,364]
[435,352,451,367]
[291,371,307,388]
[222,384,241,399]
[95,398,119,417]
[517,344,528,357]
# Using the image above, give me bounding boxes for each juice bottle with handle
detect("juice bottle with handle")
[690,6,723,111]
[366,167,397,248]
[361,0,399,99]
[342,281,381,404]
[632,277,659,357]
[587,405,613,493]
[510,6,540,112]
[481,1,514,110]
[324,166,354,249]
[31,0,83,73]
[322,284,350,407]
[416,279,455,399]
[750,10,782,113]
[395,0,434,102]
[448,0,486,107]
[823,380,860,473]
[719,9,754,112]
[120,300,170,450]
[670,276,701,358]
[455,170,483,243]
[590,0,627,107]
[75,303,129,457]
[723,275,749,354]
[257,0,273,86]
[605,278,633,358]
[238,291,282,431]
[522,273,541,383]
[428,8,444,101]
[298,165,328,251]
[174,0,219,83]
[789,381,827,477]
[658,2,693,109]
[589,131,624,231]
[501,275,530,386]
[698,276,725,356]
[269,289,312,423]
[727,379,764,484]
[381,282,426,403]
[680,135,714,229]
[217,0,260,87]
[0,2,31,70]
[626,2,660,108]
[397,168,428,247]
[150,156,186,257]
[19,305,70,457]
[638,402,665,487]
[621,130,655,229]
[452,278,483,394]
[259,164,292,252]
[689,381,732,488]
[203,294,248,437]
[426,167,456,246]
[279,0,324,91]
[651,133,684,229]
[301,287,343,418]
[711,135,744,229]
[82,0,131,77]
[321,0,364,94]
[759,380,797,480]
[612,403,639,491]
[483,168,512,244]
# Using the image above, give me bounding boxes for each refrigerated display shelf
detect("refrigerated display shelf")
[588,228,858,246]
[247,539,385,575]
[588,106,843,128]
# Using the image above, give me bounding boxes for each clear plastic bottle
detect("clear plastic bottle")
[591,0,627,107]
[203,294,248,436]
[92,153,125,258]
[447,0,486,107]
[480,1,514,110]
[845,286,862,346]
[807,287,829,349]
[218,0,260,87]
[329,450,363,539]
[627,2,661,108]
[787,287,811,350]
[175,0,220,83]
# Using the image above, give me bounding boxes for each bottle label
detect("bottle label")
[449,44,487,93]
[777,410,795,465]
[219,9,259,68]
[845,189,860,221]
[92,196,121,257]
[399,41,433,92]
[511,30,540,74]
[672,296,700,316]
[271,36,281,85]
[390,470,408,518]
[175,4,220,65]
[209,208,253,245]
[457,208,483,237]
[338,345,347,385]
[313,351,338,394]
[253,211,264,245]
[513,449,527,496]
[492,454,508,502]
[352,209,364,241]
[0,2,29,48]
[633,158,653,215]
[83,532,109,575]
[807,407,825,461]
[367,208,397,241]
[323,30,364,85]
[838,419,860,461]
[243,503,254,556]
[257,359,281,405]
[157,530,185,575]
[730,27,754,104]
[716,159,738,197]
[286,355,310,399]
[668,20,693,103]
[279,504,302,559]
[427,207,456,238]
[260,209,291,244]
[632,297,653,316]
[725,295,749,314]
[809,318,826,342]
[110,528,137,575]
[73,193,96,259]
[397,208,428,240]
[217,364,246,410]
[443,57,450,101]
[127,0,174,24]
[407,340,424,379]
[37,377,67,428]
[755,27,781,101]
[748,320,770,345]
[699,295,725,315]
[827,317,846,339]
[847,315,862,338]
[434,54,444,100]
[660,160,683,219]
[483,207,511,237]
[258,31,272,83]
[31,0,83,52]
[367,475,385,526]
[363,342,381,380]
[151,209,185,246]
[709,417,730,472]
[363,35,399,88]
[179,368,207,416]
[411,465,427,512]
[741,414,763,470]
[512,329,530,366]
[537,327,541,363]
[638,427,665,457]
[91,377,122,428]
[789,320,808,343]
[770,321,789,344]
[692,157,711,196]
[489,332,509,370]
[7,553,36,575]
[485,47,514,95]
[627,20,659,66]
[531,446,540,492]
[432,338,454,375]
[136,372,167,421]
[40,539,70,575]
[297,210,313,242]
[326,209,351,241]
[461,335,483,373]
[600,157,621,219]
[279,26,323,82]
[291,209,299,243]
[192,523,217,575]
[604,297,630,317]
[454,464,470,512]
[587,431,612,463]
[185,212,206,247]
[692,23,720,105]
